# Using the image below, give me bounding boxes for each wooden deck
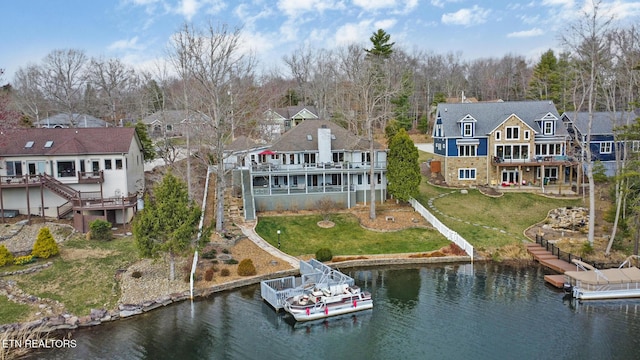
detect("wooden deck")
[526,243,577,288]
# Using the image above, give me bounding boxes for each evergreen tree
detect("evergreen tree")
[391,72,414,130]
[32,227,59,259]
[132,120,156,162]
[132,172,201,281]
[0,244,14,267]
[365,29,395,59]
[528,49,560,103]
[387,128,421,202]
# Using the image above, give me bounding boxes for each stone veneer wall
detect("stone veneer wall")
[443,156,488,187]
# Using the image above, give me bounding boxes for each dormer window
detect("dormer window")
[307,135,312,141]
[462,122,473,137]
[543,121,554,135]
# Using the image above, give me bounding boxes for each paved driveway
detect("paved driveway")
[415,143,433,153]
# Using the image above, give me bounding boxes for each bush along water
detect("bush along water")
[315,248,333,262]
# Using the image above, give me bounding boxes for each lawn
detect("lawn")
[255,213,451,256]
[414,180,584,250]
[7,236,139,319]
[0,296,33,324]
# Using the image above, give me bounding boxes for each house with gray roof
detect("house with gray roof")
[35,113,111,128]
[432,101,578,189]
[0,128,144,232]
[262,106,319,139]
[562,111,640,176]
[141,110,211,139]
[230,119,387,219]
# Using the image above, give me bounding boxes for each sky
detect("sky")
[2,0,640,82]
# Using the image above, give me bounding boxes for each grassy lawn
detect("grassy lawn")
[255,213,451,256]
[7,236,139,320]
[0,296,33,324]
[414,179,584,250]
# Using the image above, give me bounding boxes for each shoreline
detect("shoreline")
[0,255,473,336]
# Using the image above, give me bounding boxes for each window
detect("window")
[166,124,173,131]
[495,131,501,141]
[543,121,553,135]
[6,161,23,176]
[357,174,363,185]
[462,122,473,137]
[44,141,53,148]
[332,152,344,163]
[458,145,477,157]
[57,161,75,177]
[535,143,563,156]
[506,126,520,140]
[307,135,312,141]
[458,168,476,180]
[115,159,123,170]
[600,142,612,154]
[632,141,640,153]
[105,159,112,170]
[25,141,34,148]
[496,145,529,160]
[524,130,530,140]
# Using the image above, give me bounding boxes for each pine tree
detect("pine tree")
[32,227,59,259]
[387,129,421,202]
[132,172,201,281]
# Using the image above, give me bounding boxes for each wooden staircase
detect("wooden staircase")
[41,174,80,218]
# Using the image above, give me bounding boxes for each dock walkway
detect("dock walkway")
[525,243,576,288]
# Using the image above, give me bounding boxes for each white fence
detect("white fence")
[409,197,474,261]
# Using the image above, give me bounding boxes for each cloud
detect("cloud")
[441,5,490,26]
[334,20,374,46]
[108,37,142,51]
[507,28,544,38]
[277,0,344,17]
[352,0,396,11]
[375,18,397,30]
[430,0,463,8]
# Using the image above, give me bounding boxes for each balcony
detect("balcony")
[250,162,386,174]
[492,155,577,166]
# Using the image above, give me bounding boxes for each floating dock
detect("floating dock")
[260,259,355,311]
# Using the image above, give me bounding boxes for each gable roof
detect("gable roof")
[35,113,111,128]
[563,111,639,136]
[436,101,564,137]
[269,119,382,152]
[141,110,211,125]
[0,128,138,156]
[225,135,260,152]
[268,106,319,120]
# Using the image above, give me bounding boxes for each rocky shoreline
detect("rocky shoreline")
[0,255,469,335]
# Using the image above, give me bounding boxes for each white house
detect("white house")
[0,128,145,232]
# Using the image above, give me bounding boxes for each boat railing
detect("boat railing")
[619,255,640,269]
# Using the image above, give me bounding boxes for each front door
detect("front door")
[501,169,519,184]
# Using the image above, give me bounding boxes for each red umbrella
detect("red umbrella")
[259,150,276,155]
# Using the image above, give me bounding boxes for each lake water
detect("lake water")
[34,262,640,360]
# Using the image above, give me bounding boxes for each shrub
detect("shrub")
[237,259,257,276]
[14,255,34,266]
[89,219,112,241]
[224,258,238,265]
[131,271,142,278]
[222,248,230,254]
[0,245,14,267]
[202,249,217,259]
[31,227,59,259]
[220,268,230,277]
[204,267,215,281]
[315,248,333,262]
[581,242,595,256]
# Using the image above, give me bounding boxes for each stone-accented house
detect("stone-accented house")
[0,128,145,232]
[230,119,387,219]
[562,111,640,177]
[432,101,578,188]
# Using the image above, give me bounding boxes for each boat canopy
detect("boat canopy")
[565,267,640,285]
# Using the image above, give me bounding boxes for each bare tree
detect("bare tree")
[87,57,136,125]
[40,49,88,126]
[11,65,47,124]
[562,0,614,246]
[168,21,257,233]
